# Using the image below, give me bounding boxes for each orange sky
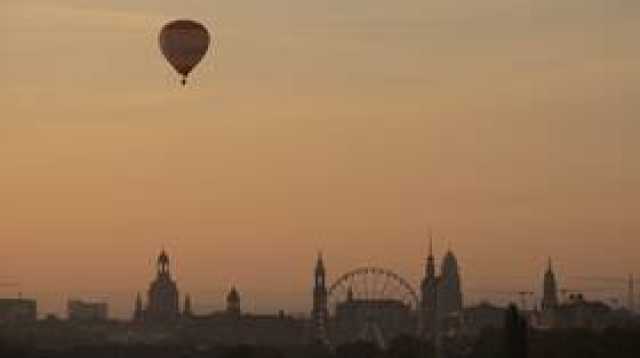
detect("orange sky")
[1,0,639,318]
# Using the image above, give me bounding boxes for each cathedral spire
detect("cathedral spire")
[315,251,325,274]
[227,287,241,316]
[542,257,559,310]
[312,251,328,343]
[426,231,435,279]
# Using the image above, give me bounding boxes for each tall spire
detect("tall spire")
[312,251,328,344]
[315,251,325,273]
[420,230,439,339]
[226,287,241,315]
[542,257,559,310]
[426,230,435,279]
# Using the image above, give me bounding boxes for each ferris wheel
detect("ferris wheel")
[325,267,420,346]
[327,266,419,310]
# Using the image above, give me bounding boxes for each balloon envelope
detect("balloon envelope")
[159,20,211,83]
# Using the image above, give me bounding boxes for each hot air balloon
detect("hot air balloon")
[159,20,211,86]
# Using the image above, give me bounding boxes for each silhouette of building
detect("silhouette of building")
[540,258,559,327]
[67,300,108,322]
[137,250,180,323]
[0,298,37,323]
[554,293,612,329]
[314,256,418,347]
[420,236,438,337]
[534,258,632,329]
[463,302,507,332]
[125,250,311,345]
[312,252,328,343]
[542,258,559,310]
[226,287,241,316]
[438,250,463,331]
[333,293,413,348]
[419,245,464,336]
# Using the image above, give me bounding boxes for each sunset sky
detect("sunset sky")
[1,0,639,318]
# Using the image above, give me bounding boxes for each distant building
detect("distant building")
[67,300,108,322]
[540,258,559,327]
[312,253,328,343]
[226,287,241,316]
[419,239,464,337]
[554,293,612,330]
[541,258,559,310]
[0,298,37,323]
[127,250,311,346]
[536,259,631,330]
[134,250,180,323]
[333,291,413,347]
[438,250,464,326]
[420,237,438,337]
[463,302,506,332]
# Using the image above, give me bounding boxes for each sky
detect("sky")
[0,0,639,318]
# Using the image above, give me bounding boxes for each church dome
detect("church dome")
[149,275,177,292]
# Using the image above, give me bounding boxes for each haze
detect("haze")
[1,0,639,318]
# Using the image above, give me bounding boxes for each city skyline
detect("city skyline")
[2,0,639,320]
[1,245,635,319]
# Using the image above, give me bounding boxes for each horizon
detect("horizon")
[1,0,639,320]
[1,246,634,319]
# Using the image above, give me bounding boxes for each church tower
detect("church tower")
[226,287,241,316]
[145,249,180,322]
[540,258,560,328]
[437,250,463,323]
[312,252,328,343]
[420,235,438,337]
[542,258,559,310]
